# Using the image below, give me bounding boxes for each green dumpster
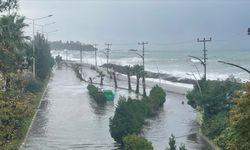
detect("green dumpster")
[103,90,114,101]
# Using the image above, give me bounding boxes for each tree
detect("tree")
[228,82,250,149]
[166,134,187,150]
[34,33,54,81]
[109,86,166,144]
[132,65,143,94]
[109,97,149,143]
[213,82,250,150]
[97,70,104,85]
[0,0,18,13]
[186,77,240,119]
[125,65,132,91]
[0,14,29,90]
[166,134,176,150]
[123,134,153,150]
[113,71,118,88]
[149,84,166,110]
[55,55,63,65]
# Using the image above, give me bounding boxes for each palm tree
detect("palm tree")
[132,65,143,94]
[0,14,29,91]
[0,0,18,13]
[113,71,117,88]
[125,65,132,91]
[97,70,104,86]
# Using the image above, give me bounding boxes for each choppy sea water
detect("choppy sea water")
[51,48,250,81]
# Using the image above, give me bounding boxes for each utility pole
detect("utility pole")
[80,44,83,75]
[197,37,212,80]
[104,43,112,73]
[93,44,98,68]
[138,42,148,97]
[32,20,35,77]
[26,15,53,78]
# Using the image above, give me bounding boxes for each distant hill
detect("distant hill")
[49,40,95,51]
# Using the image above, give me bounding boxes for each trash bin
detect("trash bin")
[103,90,114,101]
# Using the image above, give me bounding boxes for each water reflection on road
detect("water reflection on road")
[22,67,211,150]
[142,93,212,150]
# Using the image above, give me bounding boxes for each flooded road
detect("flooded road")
[21,66,211,150]
[143,93,211,150]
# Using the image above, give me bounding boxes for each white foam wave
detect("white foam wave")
[146,78,194,89]
[51,50,249,82]
[190,58,200,63]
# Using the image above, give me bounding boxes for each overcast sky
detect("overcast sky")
[18,0,250,51]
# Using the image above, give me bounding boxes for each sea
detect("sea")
[51,48,250,83]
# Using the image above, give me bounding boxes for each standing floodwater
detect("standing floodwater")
[21,66,211,150]
[22,67,120,150]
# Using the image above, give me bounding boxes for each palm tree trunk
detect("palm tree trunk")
[127,73,131,91]
[142,76,146,97]
[100,76,104,86]
[136,76,139,93]
[113,72,117,88]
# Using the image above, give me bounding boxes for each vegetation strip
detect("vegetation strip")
[0,2,54,148]
[19,82,49,149]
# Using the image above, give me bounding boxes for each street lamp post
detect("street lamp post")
[41,22,56,34]
[26,15,53,78]
[186,72,202,96]
[35,22,56,34]
[43,30,58,40]
[189,55,206,80]
[218,60,250,75]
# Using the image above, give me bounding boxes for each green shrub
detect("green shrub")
[123,134,153,150]
[109,85,166,144]
[214,82,250,150]
[87,84,106,103]
[109,97,149,143]
[0,92,33,149]
[11,74,42,93]
[149,85,166,110]
[186,77,241,149]
[187,77,240,119]
[202,112,228,139]
[24,76,42,93]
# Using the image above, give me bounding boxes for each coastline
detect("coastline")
[99,64,194,95]
[102,63,195,85]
